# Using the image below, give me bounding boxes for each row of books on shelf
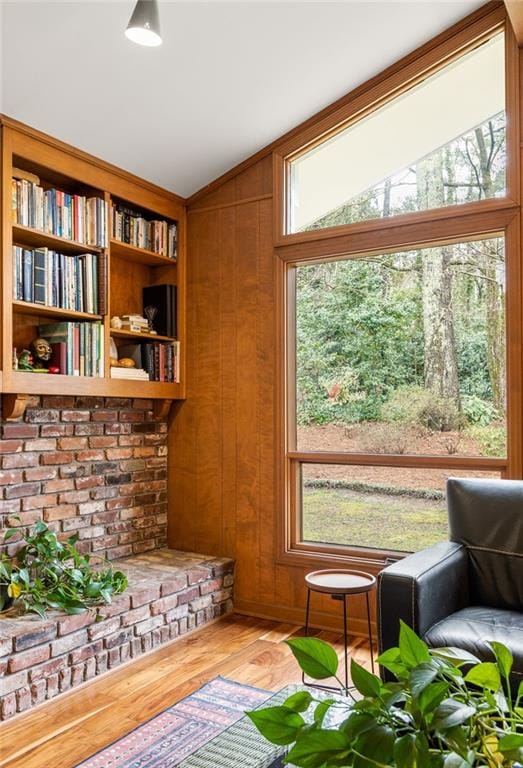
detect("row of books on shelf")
[110,341,180,383]
[40,322,104,377]
[13,246,104,315]
[112,203,177,258]
[11,171,108,247]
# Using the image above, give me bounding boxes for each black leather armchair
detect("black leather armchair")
[378,478,523,690]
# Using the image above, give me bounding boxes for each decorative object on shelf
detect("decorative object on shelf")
[30,337,52,368]
[48,366,60,375]
[17,349,34,371]
[125,0,162,47]
[144,284,176,337]
[118,357,136,368]
[0,519,128,618]
[121,313,152,333]
[110,315,122,329]
[247,624,523,768]
[144,305,158,334]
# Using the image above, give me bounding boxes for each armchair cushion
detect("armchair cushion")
[424,606,523,690]
[447,478,523,611]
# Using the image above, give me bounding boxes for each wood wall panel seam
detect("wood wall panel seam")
[187,194,273,215]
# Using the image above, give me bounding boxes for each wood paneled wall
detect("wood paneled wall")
[168,157,376,636]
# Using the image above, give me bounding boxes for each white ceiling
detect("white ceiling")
[1,1,485,198]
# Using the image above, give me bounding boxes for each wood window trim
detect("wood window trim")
[275,10,521,567]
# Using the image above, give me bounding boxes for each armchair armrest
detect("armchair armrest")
[377,540,469,657]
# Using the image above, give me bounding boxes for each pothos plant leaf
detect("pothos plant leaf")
[0,520,128,617]
[285,637,339,680]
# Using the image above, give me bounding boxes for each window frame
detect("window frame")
[274,5,522,568]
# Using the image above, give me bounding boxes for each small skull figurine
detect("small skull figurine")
[30,337,52,367]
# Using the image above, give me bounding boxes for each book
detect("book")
[12,246,101,314]
[111,202,177,258]
[39,321,103,377]
[143,284,177,337]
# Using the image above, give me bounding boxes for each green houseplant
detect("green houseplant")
[0,520,127,617]
[247,622,523,767]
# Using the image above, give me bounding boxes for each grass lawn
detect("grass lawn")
[302,487,448,552]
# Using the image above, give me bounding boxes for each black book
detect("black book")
[143,284,177,338]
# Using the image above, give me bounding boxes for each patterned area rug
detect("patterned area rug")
[75,677,271,768]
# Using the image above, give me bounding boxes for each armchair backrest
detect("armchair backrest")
[447,478,523,611]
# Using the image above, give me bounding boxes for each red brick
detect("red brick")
[107,648,121,668]
[85,657,97,680]
[119,410,144,423]
[2,424,38,439]
[42,396,75,409]
[51,629,88,657]
[2,453,39,470]
[177,587,200,605]
[150,595,177,615]
[26,409,59,424]
[25,467,57,482]
[160,573,188,595]
[88,617,121,641]
[7,644,50,673]
[24,439,57,452]
[104,628,133,649]
[5,483,40,499]
[132,540,156,554]
[61,410,90,422]
[76,450,105,462]
[57,437,88,450]
[13,624,57,651]
[106,545,133,559]
[70,641,103,663]
[74,423,104,436]
[75,475,104,490]
[29,656,67,682]
[59,490,90,505]
[91,410,118,422]
[41,452,74,465]
[0,470,23,485]
[0,440,23,454]
[130,586,160,608]
[21,493,58,511]
[2,669,29,694]
[96,595,130,619]
[199,578,223,595]
[87,436,114,448]
[77,501,105,516]
[120,605,150,626]
[46,673,59,699]
[71,663,85,686]
[57,612,94,635]
[1,693,16,719]
[41,424,74,437]
[135,616,164,636]
[43,478,74,493]
[16,686,32,712]
[31,678,47,704]
[59,668,72,692]
[43,505,78,522]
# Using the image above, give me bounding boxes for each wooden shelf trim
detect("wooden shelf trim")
[3,370,181,399]
[110,239,177,267]
[110,329,176,342]
[13,301,103,321]
[12,224,103,255]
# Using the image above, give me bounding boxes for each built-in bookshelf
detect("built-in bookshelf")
[0,116,186,418]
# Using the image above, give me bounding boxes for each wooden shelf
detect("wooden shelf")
[13,301,103,321]
[110,239,177,266]
[4,370,181,399]
[12,224,102,255]
[110,329,175,342]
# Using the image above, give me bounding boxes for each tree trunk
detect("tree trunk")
[417,154,460,407]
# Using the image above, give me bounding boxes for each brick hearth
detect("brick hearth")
[0,549,234,720]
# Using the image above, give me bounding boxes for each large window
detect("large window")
[281,12,520,563]
[289,34,505,233]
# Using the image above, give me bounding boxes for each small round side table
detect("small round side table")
[303,569,376,692]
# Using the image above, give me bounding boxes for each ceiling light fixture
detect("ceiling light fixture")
[125,0,162,47]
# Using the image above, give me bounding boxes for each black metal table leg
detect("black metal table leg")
[366,591,375,674]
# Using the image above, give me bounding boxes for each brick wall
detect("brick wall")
[0,395,168,557]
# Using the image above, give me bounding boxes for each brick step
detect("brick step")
[0,548,234,719]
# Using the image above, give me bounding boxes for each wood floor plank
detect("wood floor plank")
[0,614,373,768]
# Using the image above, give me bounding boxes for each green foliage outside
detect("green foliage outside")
[296,113,507,455]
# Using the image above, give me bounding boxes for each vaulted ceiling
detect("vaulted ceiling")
[1,1,484,197]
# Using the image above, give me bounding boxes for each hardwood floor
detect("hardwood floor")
[0,614,374,768]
